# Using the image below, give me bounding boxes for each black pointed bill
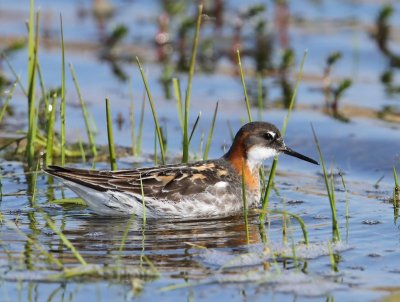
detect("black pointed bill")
[282,147,319,165]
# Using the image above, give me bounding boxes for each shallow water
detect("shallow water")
[1,0,400,301]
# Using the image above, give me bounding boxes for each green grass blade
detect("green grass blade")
[182,4,203,163]
[339,172,348,217]
[0,174,2,204]
[311,124,340,242]
[117,213,136,265]
[257,73,263,120]
[2,54,27,96]
[153,128,158,165]
[227,120,234,142]
[136,57,165,164]
[69,63,97,158]
[130,99,136,156]
[45,94,57,166]
[197,131,204,159]
[27,9,40,168]
[105,98,117,170]
[394,166,399,208]
[281,50,308,136]
[129,79,136,156]
[172,77,184,132]
[136,91,146,155]
[139,174,146,224]
[256,209,309,246]
[203,102,219,160]
[327,242,338,272]
[0,79,18,124]
[339,171,349,241]
[36,62,48,122]
[330,167,336,209]
[27,0,35,94]
[50,197,86,205]
[41,214,87,266]
[237,49,252,122]
[31,161,40,205]
[188,112,201,144]
[3,218,64,269]
[260,50,308,220]
[60,14,66,167]
[78,134,86,163]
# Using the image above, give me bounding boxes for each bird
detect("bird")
[45,121,318,218]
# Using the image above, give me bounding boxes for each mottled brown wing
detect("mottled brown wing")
[45,162,233,201]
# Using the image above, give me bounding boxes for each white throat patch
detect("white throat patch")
[247,146,278,171]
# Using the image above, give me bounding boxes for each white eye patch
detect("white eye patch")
[267,131,276,139]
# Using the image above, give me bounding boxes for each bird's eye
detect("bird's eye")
[264,132,274,141]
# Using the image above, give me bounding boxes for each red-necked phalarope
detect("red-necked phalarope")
[45,121,318,218]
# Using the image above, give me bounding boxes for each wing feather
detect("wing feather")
[45,162,236,202]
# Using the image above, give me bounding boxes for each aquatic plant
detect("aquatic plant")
[0,80,17,124]
[136,57,166,164]
[260,50,308,220]
[203,102,218,160]
[256,209,309,246]
[372,5,400,67]
[256,73,264,120]
[339,171,350,241]
[331,79,352,121]
[69,63,97,158]
[189,112,201,145]
[323,52,342,104]
[380,69,400,96]
[42,214,88,266]
[27,5,40,168]
[100,24,130,82]
[135,92,146,156]
[279,48,295,109]
[322,51,352,121]
[182,4,203,163]
[172,78,184,132]
[393,167,399,207]
[237,49,252,122]
[45,93,57,166]
[60,14,66,167]
[77,134,86,163]
[105,98,117,170]
[311,124,341,242]
[3,217,64,269]
[372,5,400,97]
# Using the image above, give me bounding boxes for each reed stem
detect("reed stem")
[182,4,203,163]
[105,98,117,170]
[69,63,97,157]
[136,57,165,164]
[237,49,252,122]
[203,102,218,160]
[60,14,66,166]
[260,50,308,221]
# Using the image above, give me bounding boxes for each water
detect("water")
[1,0,400,301]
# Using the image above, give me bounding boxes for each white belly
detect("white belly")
[64,180,260,218]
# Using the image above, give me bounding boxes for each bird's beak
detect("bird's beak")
[281,146,319,165]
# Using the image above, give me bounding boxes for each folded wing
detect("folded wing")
[45,162,233,202]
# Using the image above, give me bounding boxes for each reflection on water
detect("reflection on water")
[0,161,399,301]
[1,186,264,273]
